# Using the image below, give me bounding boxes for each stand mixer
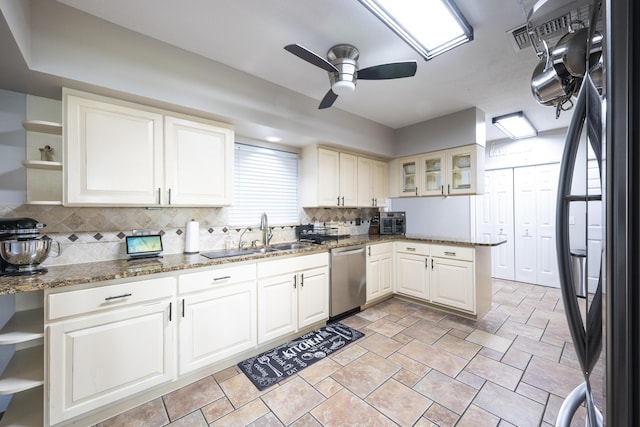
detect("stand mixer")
[0,217,58,276]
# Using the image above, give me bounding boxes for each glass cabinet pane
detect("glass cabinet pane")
[451,153,471,190]
[402,161,416,193]
[423,157,442,193]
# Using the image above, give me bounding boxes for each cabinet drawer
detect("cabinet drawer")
[179,264,256,294]
[431,245,474,261]
[367,242,394,257]
[395,241,430,256]
[47,277,175,321]
[258,252,328,278]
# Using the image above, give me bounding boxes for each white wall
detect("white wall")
[393,107,485,157]
[390,196,472,240]
[0,89,26,204]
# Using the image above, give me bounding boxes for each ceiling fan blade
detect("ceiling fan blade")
[357,61,418,80]
[284,44,339,73]
[319,89,338,109]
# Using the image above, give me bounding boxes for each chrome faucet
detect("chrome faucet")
[238,228,249,249]
[260,213,272,247]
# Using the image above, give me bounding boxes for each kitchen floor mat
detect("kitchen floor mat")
[237,322,364,391]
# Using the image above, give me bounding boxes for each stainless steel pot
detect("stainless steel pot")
[531,43,568,106]
[0,237,60,267]
[551,27,603,78]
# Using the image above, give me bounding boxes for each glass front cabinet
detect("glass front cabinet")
[396,144,483,197]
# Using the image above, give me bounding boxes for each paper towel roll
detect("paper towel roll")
[184,220,199,254]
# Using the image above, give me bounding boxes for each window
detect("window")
[229,143,299,227]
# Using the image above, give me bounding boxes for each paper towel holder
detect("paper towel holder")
[184,219,200,255]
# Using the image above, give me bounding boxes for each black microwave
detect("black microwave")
[380,211,406,235]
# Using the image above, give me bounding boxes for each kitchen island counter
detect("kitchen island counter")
[0,235,505,295]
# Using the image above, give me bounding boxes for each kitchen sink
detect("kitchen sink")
[270,242,312,251]
[201,242,312,260]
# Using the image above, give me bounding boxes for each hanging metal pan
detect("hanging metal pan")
[551,27,603,78]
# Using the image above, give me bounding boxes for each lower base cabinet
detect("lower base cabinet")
[395,242,430,300]
[257,253,329,344]
[366,243,394,302]
[47,298,174,425]
[430,257,474,312]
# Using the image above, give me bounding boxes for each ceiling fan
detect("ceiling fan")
[284,43,417,109]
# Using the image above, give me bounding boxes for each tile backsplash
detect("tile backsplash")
[0,205,377,266]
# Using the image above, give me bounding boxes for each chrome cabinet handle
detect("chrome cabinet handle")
[293,275,297,289]
[337,196,340,206]
[213,275,231,281]
[432,259,434,269]
[444,251,456,256]
[157,188,161,204]
[441,185,444,195]
[301,273,304,287]
[406,247,416,251]
[182,299,185,317]
[425,258,428,268]
[372,197,375,206]
[168,188,172,205]
[448,184,451,194]
[341,196,344,206]
[169,301,172,321]
[415,188,418,196]
[105,293,132,301]
[368,246,371,256]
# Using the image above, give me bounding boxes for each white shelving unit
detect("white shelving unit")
[22,97,64,205]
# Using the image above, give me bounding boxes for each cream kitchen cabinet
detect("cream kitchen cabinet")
[257,253,329,343]
[366,242,393,303]
[357,157,388,207]
[177,264,257,375]
[393,144,484,197]
[430,245,475,313]
[46,277,175,425]
[301,146,357,207]
[395,242,430,299]
[64,89,233,207]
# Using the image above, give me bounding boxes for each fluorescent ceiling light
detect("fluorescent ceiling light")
[358,0,473,60]
[492,111,538,140]
[265,136,282,143]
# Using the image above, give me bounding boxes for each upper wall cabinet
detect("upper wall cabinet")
[301,145,388,208]
[64,90,233,207]
[391,144,484,198]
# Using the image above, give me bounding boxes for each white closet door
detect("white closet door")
[535,164,560,287]
[492,169,515,280]
[514,167,538,284]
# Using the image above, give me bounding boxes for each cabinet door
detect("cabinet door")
[431,257,474,312]
[65,94,164,206]
[298,267,329,329]
[257,274,297,343]
[371,160,388,207]
[395,253,429,299]
[164,116,233,206]
[357,157,373,207]
[447,145,481,195]
[179,281,256,374]
[366,256,382,302]
[420,151,446,196]
[48,301,174,424]
[316,148,341,206]
[399,157,419,196]
[379,255,393,297]
[339,152,358,207]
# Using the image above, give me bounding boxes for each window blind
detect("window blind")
[229,143,299,227]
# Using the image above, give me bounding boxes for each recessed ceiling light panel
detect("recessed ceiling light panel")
[358,0,473,60]
[492,111,538,140]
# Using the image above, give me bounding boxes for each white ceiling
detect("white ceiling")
[55,0,570,141]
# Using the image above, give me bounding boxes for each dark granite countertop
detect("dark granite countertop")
[0,235,505,295]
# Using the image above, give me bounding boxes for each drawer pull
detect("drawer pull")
[406,247,416,251]
[213,275,231,281]
[444,251,457,256]
[169,302,172,322]
[104,293,132,301]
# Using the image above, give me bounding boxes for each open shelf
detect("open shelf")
[0,309,44,345]
[22,120,62,135]
[0,386,43,427]
[22,160,63,170]
[0,345,44,395]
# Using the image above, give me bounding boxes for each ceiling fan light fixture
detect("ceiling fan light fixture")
[358,0,473,60]
[492,111,538,140]
[332,80,356,95]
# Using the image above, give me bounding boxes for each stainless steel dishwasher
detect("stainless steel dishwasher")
[330,245,366,320]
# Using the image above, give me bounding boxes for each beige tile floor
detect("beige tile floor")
[97,279,602,427]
